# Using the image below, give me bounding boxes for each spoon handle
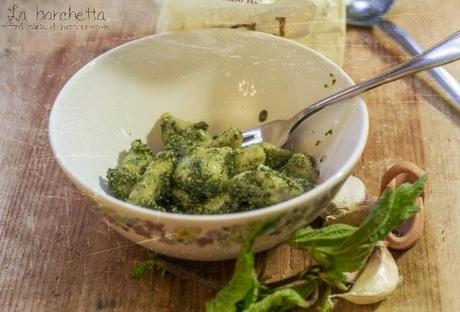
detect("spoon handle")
[291,29,460,131]
[378,19,460,108]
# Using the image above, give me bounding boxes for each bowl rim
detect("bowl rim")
[49,28,369,223]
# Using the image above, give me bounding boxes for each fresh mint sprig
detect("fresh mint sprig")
[205,176,426,312]
[205,220,278,312]
[290,176,426,288]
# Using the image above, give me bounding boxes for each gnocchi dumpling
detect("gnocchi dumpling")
[106,114,318,214]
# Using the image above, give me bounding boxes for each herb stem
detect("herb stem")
[155,256,223,290]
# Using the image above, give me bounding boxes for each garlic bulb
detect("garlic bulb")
[333,244,400,305]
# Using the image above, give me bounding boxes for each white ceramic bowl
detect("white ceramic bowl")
[49,29,368,261]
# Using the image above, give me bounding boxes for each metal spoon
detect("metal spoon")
[242,29,460,147]
[347,0,460,108]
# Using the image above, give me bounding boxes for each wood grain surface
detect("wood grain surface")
[1,1,459,311]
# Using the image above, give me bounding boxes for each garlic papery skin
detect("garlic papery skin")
[323,176,373,226]
[333,244,400,305]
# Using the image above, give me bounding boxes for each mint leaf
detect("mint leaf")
[290,224,357,248]
[243,287,314,312]
[290,224,357,269]
[207,177,426,311]
[206,220,278,312]
[341,178,425,250]
[319,286,333,312]
[289,177,426,285]
[332,176,426,273]
[290,224,357,267]
[131,257,157,279]
[131,263,149,279]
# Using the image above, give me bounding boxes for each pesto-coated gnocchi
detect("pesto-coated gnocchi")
[106,140,154,200]
[106,114,318,214]
[174,146,233,198]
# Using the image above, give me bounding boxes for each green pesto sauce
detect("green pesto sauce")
[106,113,318,215]
[258,110,268,122]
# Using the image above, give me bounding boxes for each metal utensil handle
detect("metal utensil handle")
[378,19,460,108]
[290,29,460,132]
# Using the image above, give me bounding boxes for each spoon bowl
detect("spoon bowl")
[346,0,394,26]
[346,0,460,107]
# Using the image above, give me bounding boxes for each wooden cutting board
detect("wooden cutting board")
[1,0,459,311]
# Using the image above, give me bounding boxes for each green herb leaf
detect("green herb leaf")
[290,224,357,249]
[206,177,426,311]
[319,286,333,312]
[332,176,426,273]
[206,220,278,312]
[290,224,357,269]
[131,263,148,279]
[131,259,157,279]
[289,177,426,286]
[243,288,313,312]
[341,177,425,250]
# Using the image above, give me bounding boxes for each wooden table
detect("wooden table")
[1,1,459,311]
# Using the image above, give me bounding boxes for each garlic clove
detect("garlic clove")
[323,176,373,226]
[325,205,369,227]
[332,176,367,209]
[333,244,400,305]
